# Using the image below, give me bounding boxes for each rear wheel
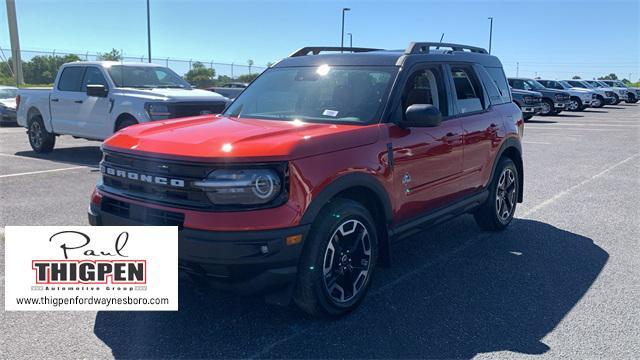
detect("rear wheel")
[28,115,55,153]
[294,198,378,317]
[539,99,554,116]
[474,158,518,231]
[568,97,582,111]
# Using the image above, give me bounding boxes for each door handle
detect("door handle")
[74,100,83,104]
[51,98,59,102]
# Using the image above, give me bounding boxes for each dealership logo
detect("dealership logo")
[100,165,185,188]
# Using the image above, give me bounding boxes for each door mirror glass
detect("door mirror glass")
[86,84,108,97]
[402,104,442,127]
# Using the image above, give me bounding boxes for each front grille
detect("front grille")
[102,197,185,227]
[170,102,226,118]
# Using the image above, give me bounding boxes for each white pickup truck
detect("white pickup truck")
[17,61,228,153]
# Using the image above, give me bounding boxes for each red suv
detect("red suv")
[89,42,524,316]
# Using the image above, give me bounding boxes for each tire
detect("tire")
[612,94,620,105]
[523,114,533,121]
[568,97,583,111]
[294,198,379,317]
[28,115,55,153]
[593,95,604,108]
[115,116,138,131]
[626,93,637,103]
[474,158,519,231]
[539,99,554,116]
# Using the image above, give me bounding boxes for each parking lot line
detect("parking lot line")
[0,166,88,179]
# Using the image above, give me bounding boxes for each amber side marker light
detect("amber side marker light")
[286,234,303,246]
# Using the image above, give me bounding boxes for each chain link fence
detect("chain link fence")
[0,47,268,86]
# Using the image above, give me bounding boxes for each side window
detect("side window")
[81,67,108,91]
[57,67,85,92]
[485,67,511,103]
[549,81,562,90]
[475,65,503,105]
[450,66,484,114]
[401,66,448,117]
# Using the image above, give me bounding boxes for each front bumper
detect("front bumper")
[554,100,571,109]
[521,104,543,114]
[88,200,309,295]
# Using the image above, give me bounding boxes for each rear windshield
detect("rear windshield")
[223,65,398,124]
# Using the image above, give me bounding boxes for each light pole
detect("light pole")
[341,8,350,53]
[487,17,493,54]
[147,0,152,63]
[347,32,353,49]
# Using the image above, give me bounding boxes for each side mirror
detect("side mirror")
[402,104,442,128]
[86,84,108,97]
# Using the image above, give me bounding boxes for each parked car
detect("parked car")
[206,82,248,99]
[16,61,229,153]
[0,85,18,126]
[510,87,543,120]
[536,79,596,111]
[508,78,571,115]
[564,79,616,107]
[600,80,638,103]
[89,42,524,316]
[584,80,626,104]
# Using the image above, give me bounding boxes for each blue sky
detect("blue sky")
[1,0,638,80]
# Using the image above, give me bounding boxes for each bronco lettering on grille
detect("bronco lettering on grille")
[101,165,185,188]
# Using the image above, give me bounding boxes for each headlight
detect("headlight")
[554,94,563,100]
[523,96,533,104]
[145,102,172,120]
[193,168,283,206]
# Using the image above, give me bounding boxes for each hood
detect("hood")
[115,87,228,102]
[0,98,16,109]
[537,88,569,96]
[511,89,542,96]
[569,87,593,93]
[103,116,380,162]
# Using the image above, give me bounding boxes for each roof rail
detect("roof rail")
[405,42,488,55]
[289,46,383,57]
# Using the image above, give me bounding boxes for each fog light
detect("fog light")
[286,234,302,246]
[90,189,102,205]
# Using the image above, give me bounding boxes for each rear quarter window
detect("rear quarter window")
[484,66,511,104]
[57,67,85,92]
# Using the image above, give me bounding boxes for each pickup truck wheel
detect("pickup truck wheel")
[115,117,138,131]
[568,97,582,111]
[539,99,554,116]
[28,116,55,153]
[294,198,378,317]
[474,158,518,231]
[593,95,604,108]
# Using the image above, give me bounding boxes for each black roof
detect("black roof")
[273,42,504,68]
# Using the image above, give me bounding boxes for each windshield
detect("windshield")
[559,81,574,88]
[587,81,603,88]
[223,65,398,124]
[524,79,546,90]
[0,88,17,99]
[614,81,626,87]
[107,65,191,89]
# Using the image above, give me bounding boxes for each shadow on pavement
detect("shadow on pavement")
[549,113,583,118]
[524,120,557,124]
[14,146,102,168]
[94,218,608,359]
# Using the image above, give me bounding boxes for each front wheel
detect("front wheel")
[539,99,554,116]
[474,158,519,231]
[28,116,55,153]
[626,93,637,103]
[612,94,620,105]
[593,95,604,108]
[294,198,378,317]
[568,97,582,111]
[523,114,533,121]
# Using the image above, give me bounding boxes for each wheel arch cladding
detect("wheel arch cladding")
[114,113,137,131]
[494,138,524,203]
[300,173,392,266]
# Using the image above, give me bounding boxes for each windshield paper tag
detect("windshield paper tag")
[322,109,339,117]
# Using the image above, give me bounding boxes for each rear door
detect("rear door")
[77,66,111,139]
[50,66,86,135]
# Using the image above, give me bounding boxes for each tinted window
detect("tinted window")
[450,66,484,114]
[568,81,585,88]
[401,66,448,116]
[81,67,108,91]
[484,67,511,103]
[475,65,503,105]
[57,67,85,92]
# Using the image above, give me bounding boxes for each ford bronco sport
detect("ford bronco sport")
[89,42,524,316]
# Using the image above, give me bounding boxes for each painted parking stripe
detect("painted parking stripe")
[0,166,88,179]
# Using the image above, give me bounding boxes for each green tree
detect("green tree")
[597,73,618,80]
[22,54,81,84]
[97,48,122,61]
[214,74,233,86]
[236,73,259,83]
[572,75,581,79]
[184,62,216,88]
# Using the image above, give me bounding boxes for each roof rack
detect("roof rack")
[405,42,488,55]
[289,46,383,57]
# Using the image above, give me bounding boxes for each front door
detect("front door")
[77,66,111,139]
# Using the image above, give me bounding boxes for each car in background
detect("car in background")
[0,85,18,126]
[600,80,638,103]
[584,80,626,104]
[536,79,596,111]
[17,61,229,153]
[508,78,571,116]
[564,80,615,108]
[206,82,248,100]
[510,87,543,121]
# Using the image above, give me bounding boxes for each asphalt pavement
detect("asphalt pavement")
[1,104,639,359]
